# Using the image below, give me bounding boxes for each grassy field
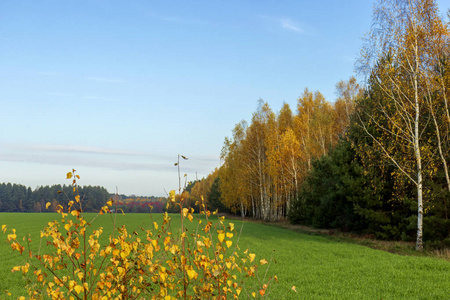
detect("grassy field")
[1,212,450,299]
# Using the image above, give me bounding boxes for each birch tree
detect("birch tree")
[334,77,363,135]
[359,0,447,250]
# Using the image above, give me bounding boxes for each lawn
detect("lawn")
[1,212,450,299]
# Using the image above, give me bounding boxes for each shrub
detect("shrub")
[3,170,276,299]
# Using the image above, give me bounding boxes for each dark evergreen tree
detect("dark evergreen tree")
[206,177,229,213]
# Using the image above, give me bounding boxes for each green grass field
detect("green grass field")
[1,212,450,299]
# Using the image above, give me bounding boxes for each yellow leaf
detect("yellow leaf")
[107,200,113,206]
[260,259,268,265]
[74,285,83,294]
[251,292,256,298]
[64,223,71,231]
[68,280,76,289]
[229,223,235,231]
[77,272,84,280]
[153,222,158,230]
[249,253,256,263]
[46,202,51,209]
[292,286,297,292]
[218,232,225,243]
[1,225,6,233]
[66,172,73,179]
[226,232,234,239]
[75,195,80,203]
[186,269,197,280]
[159,271,167,282]
[182,208,188,217]
[112,249,120,257]
[226,240,232,248]
[203,237,211,248]
[21,263,29,273]
[169,190,176,202]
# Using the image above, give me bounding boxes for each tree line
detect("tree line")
[166,168,229,214]
[114,196,167,213]
[216,80,361,222]
[0,183,110,213]
[0,183,169,214]
[189,0,450,249]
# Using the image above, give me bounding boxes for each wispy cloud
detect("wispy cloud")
[9,144,145,156]
[0,153,174,172]
[1,143,175,159]
[0,152,217,173]
[0,144,219,174]
[86,77,124,83]
[279,18,303,33]
[260,15,307,34]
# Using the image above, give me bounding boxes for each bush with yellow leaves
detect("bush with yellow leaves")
[2,170,277,299]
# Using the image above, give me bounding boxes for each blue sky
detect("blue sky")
[1,0,449,196]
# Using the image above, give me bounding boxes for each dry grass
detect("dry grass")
[433,248,450,261]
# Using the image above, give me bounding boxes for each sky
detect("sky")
[1,0,449,197]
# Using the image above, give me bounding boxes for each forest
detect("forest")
[188,0,450,250]
[0,183,168,214]
[0,183,110,213]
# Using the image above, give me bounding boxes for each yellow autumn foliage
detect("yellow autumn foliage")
[2,170,277,299]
